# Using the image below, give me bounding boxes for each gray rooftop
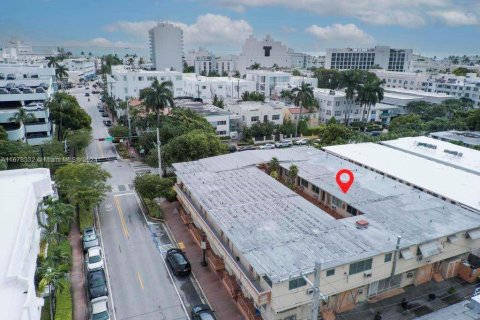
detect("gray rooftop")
[175,100,231,117]
[429,131,480,147]
[174,147,480,283]
[415,298,480,320]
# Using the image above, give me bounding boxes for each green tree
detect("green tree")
[55,163,111,224]
[41,198,75,232]
[316,123,353,146]
[388,114,425,133]
[212,94,224,108]
[108,125,129,139]
[46,56,59,69]
[466,109,480,130]
[339,70,360,125]
[241,91,265,102]
[0,126,7,141]
[67,129,92,156]
[292,82,315,136]
[183,61,195,73]
[280,90,294,104]
[49,92,91,140]
[140,79,175,123]
[38,260,66,320]
[9,108,37,145]
[134,174,176,201]
[356,78,385,126]
[452,67,473,76]
[287,164,298,188]
[313,68,341,89]
[291,69,302,76]
[243,121,276,139]
[268,157,280,176]
[162,130,227,166]
[55,65,69,87]
[0,140,38,169]
[250,63,261,70]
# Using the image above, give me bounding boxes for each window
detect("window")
[288,277,307,290]
[332,196,342,207]
[335,111,341,116]
[138,76,144,81]
[272,114,280,120]
[217,120,227,125]
[147,76,155,81]
[216,130,227,135]
[326,110,331,116]
[326,269,335,277]
[349,258,372,275]
[251,116,259,122]
[300,178,308,188]
[312,185,320,193]
[385,253,392,263]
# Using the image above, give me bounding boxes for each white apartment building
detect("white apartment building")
[0,64,56,145]
[62,58,96,82]
[224,100,285,127]
[106,66,183,100]
[245,70,291,98]
[372,70,428,90]
[325,46,413,72]
[184,47,212,67]
[194,54,238,76]
[314,88,362,124]
[174,145,480,320]
[148,22,183,72]
[422,73,480,108]
[182,74,256,101]
[0,168,54,320]
[176,99,237,138]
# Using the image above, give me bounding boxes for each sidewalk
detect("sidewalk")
[162,200,245,320]
[69,222,87,320]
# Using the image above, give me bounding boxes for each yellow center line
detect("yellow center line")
[137,271,145,290]
[114,196,130,239]
[97,140,105,159]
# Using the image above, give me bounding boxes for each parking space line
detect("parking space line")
[114,195,130,239]
[137,271,145,290]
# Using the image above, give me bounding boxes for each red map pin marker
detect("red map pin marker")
[336,169,354,194]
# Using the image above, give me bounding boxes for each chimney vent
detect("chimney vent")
[356,220,369,229]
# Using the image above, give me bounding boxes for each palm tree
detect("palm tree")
[55,65,69,80]
[139,57,145,65]
[46,56,59,69]
[40,222,66,246]
[250,63,261,70]
[140,79,174,123]
[280,90,293,104]
[339,70,360,125]
[44,245,70,272]
[356,78,385,128]
[41,198,75,231]
[291,82,315,136]
[38,260,66,320]
[9,108,36,144]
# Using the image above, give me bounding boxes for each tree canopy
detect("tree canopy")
[49,93,91,138]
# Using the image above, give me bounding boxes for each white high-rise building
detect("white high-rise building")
[148,22,183,72]
[325,46,413,72]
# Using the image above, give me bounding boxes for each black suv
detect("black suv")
[191,304,216,320]
[166,248,191,276]
[87,269,108,299]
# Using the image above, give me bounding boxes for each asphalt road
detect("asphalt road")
[72,86,202,320]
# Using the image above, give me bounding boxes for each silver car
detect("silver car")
[82,227,99,252]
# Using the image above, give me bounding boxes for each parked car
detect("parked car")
[86,87,90,90]
[98,108,105,113]
[237,146,256,152]
[22,103,44,111]
[87,269,108,299]
[89,296,110,320]
[6,83,15,90]
[22,88,34,94]
[294,138,309,145]
[259,143,275,150]
[9,88,21,94]
[101,112,109,118]
[103,120,112,127]
[191,304,216,320]
[82,227,99,252]
[0,88,9,94]
[85,92,90,97]
[275,140,293,148]
[17,84,27,91]
[166,248,191,276]
[0,73,4,80]
[39,82,49,89]
[6,73,16,80]
[35,87,46,93]
[97,103,103,108]
[86,246,104,271]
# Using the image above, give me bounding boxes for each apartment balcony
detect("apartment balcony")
[5,123,25,141]
[237,293,262,320]
[176,184,271,306]
[27,134,52,146]
[179,206,193,224]
[207,249,225,271]
[25,122,51,134]
[0,92,48,102]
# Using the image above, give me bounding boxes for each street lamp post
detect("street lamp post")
[200,233,208,267]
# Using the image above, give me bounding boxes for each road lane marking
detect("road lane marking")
[97,140,106,158]
[114,195,130,239]
[137,271,145,290]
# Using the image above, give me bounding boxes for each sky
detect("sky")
[1,0,480,57]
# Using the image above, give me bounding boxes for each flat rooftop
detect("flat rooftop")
[176,100,231,116]
[225,100,286,111]
[174,148,480,283]
[416,298,480,320]
[324,143,480,212]
[429,131,480,147]
[381,136,480,175]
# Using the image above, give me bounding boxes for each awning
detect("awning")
[419,241,442,258]
[400,249,415,260]
[447,234,460,243]
[468,229,480,240]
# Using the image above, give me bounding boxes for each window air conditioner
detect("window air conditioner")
[306,288,314,295]
[363,272,372,278]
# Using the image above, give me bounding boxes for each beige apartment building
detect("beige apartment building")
[173,147,480,320]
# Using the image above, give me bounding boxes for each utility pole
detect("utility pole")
[302,262,326,320]
[390,235,402,280]
[156,127,162,177]
[127,101,132,140]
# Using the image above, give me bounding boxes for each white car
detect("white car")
[260,143,275,149]
[295,138,309,145]
[86,246,104,271]
[275,140,293,148]
[90,296,110,320]
[22,102,44,111]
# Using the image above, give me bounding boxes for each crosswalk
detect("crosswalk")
[110,184,135,193]
[131,163,155,176]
